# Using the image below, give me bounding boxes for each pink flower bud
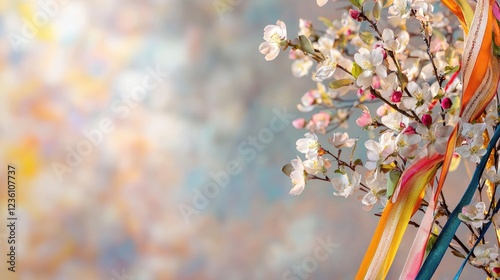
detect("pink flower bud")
[422,114,432,126]
[292,118,306,129]
[312,111,331,127]
[441,97,452,109]
[357,88,364,97]
[404,125,416,135]
[492,266,500,278]
[391,91,402,103]
[349,9,360,20]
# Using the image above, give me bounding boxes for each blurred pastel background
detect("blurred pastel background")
[0,0,479,279]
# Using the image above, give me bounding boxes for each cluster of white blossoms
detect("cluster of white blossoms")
[456,123,487,163]
[260,0,500,214]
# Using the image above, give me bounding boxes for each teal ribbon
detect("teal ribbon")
[416,125,500,280]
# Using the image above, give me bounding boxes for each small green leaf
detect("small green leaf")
[298,35,316,55]
[397,71,409,91]
[351,62,363,79]
[335,169,346,175]
[382,0,393,8]
[386,169,401,199]
[373,1,382,20]
[359,31,375,45]
[353,158,363,167]
[364,10,372,20]
[425,228,438,255]
[329,79,354,89]
[451,250,466,259]
[282,163,294,176]
[318,17,334,29]
[349,0,362,9]
[434,88,445,100]
[444,65,460,76]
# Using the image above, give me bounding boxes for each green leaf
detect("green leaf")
[335,168,346,175]
[349,0,362,9]
[373,1,382,20]
[382,0,393,8]
[444,65,459,76]
[318,17,334,29]
[353,158,363,167]
[351,62,363,79]
[451,250,465,259]
[386,169,401,199]
[359,31,375,45]
[282,163,294,177]
[434,88,445,100]
[298,35,315,55]
[329,79,354,89]
[425,228,438,255]
[397,71,409,91]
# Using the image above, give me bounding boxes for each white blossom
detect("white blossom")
[259,20,287,61]
[292,59,313,78]
[329,132,355,148]
[296,132,320,159]
[354,48,387,89]
[486,167,500,184]
[303,156,326,175]
[381,111,409,132]
[461,122,486,142]
[365,132,395,170]
[416,123,453,155]
[395,133,422,158]
[362,170,388,211]
[289,157,306,195]
[458,202,488,228]
[332,170,361,198]
[456,139,486,164]
[315,49,339,81]
[470,244,499,266]
[389,0,411,19]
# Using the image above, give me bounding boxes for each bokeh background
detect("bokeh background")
[0,0,481,279]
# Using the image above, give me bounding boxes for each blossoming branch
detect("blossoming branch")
[260,0,500,278]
